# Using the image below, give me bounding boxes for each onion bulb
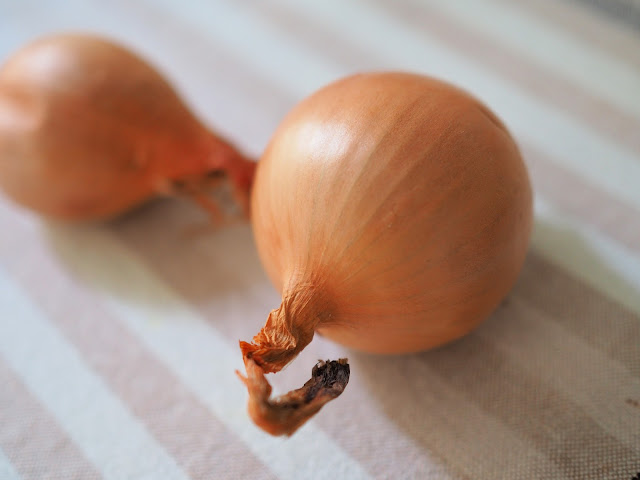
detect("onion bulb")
[239,72,532,435]
[0,34,255,221]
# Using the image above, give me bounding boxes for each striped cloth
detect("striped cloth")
[1,1,639,479]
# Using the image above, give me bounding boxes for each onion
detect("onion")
[239,72,533,435]
[0,34,255,221]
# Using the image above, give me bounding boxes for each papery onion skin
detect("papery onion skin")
[0,34,255,221]
[248,72,533,359]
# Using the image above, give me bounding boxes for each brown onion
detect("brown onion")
[0,33,255,221]
[239,72,533,435]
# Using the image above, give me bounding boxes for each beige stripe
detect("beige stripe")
[251,0,640,155]
[511,0,640,69]
[523,143,640,254]
[401,0,640,117]
[316,350,567,480]
[553,0,640,38]
[483,277,640,451]
[371,0,640,154]
[0,207,276,480]
[0,359,102,480]
[514,253,640,376]
[420,331,638,478]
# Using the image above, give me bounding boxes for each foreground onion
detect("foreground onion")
[239,72,533,435]
[0,34,255,221]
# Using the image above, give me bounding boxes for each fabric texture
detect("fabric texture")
[0,0,639,478]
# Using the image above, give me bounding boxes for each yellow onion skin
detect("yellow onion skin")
[250,72,533,355]
[0,34,255,221]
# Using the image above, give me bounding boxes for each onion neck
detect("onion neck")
[156,130,256,221]
[240,287,328,373]
[199,131,256,196]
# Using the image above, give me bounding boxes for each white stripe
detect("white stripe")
[0,448,21,480]
[0,269,190,480]
[423,0,640,119]
[147,0,334,98]
[149,0,640,215]
[532,196,640,317]
[49,228,373,480]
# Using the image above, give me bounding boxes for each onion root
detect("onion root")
[236,357,350,436]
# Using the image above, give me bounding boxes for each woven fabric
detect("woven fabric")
[1,0,639,478]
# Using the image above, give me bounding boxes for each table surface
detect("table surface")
[1,1,639,479]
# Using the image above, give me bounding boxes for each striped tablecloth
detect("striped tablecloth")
[1,1,639,479]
